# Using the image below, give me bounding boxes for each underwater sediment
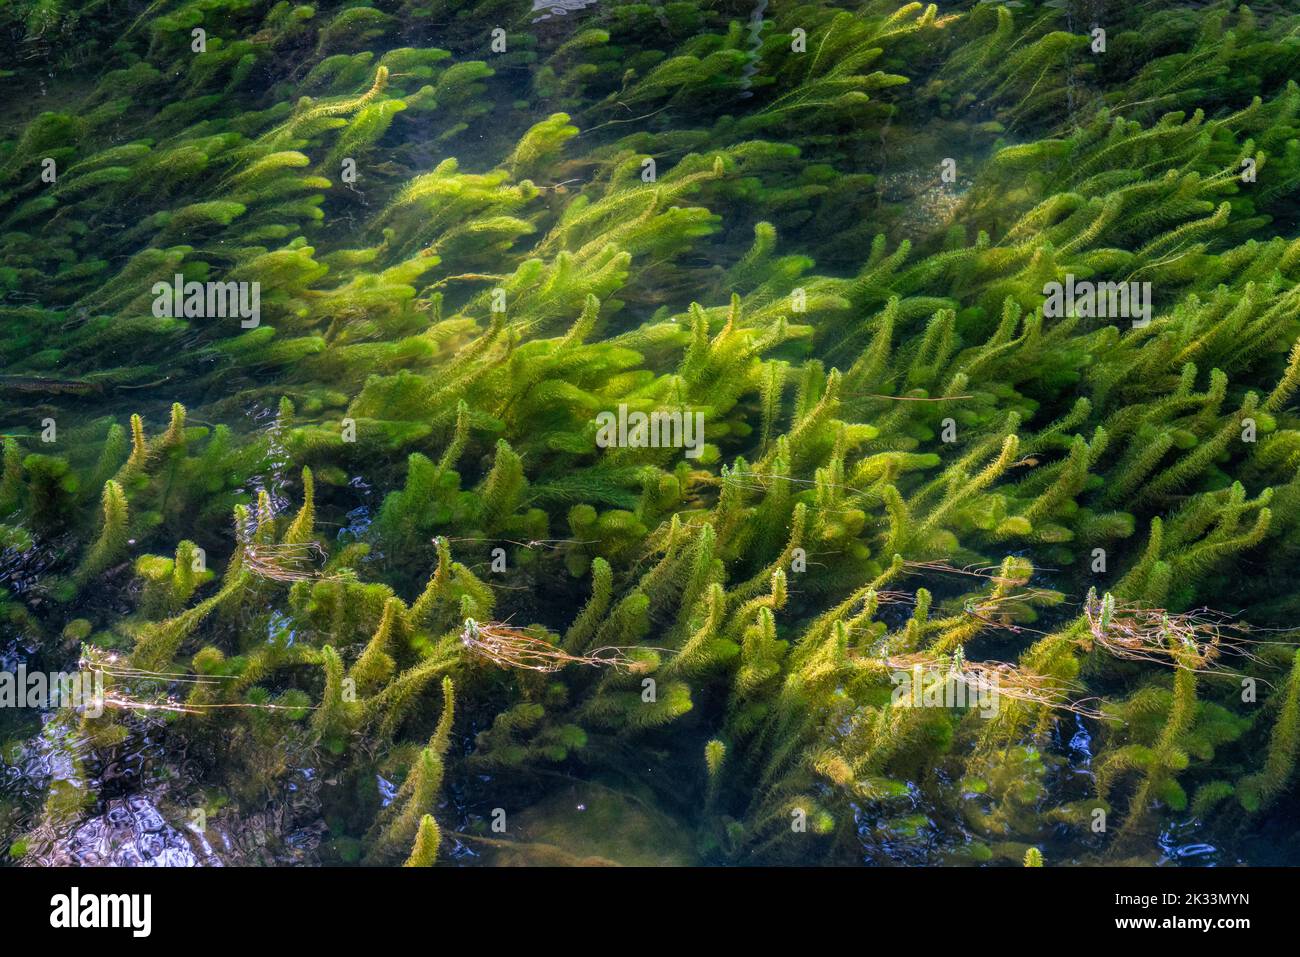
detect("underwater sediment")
[2,0,1300,867]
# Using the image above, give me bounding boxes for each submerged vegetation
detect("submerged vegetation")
[3,0,1300,866]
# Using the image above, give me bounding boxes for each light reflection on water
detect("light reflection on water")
[2,682,327,867]
[1158,821,1220,866]
[38,795,201,867]
[0,398,343,868]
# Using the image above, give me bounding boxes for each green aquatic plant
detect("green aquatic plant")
[363,677,455,865]
[6,0,1300,868]
[404,814,442,867]
[1237,649,1300,813]
[72,480,128,587]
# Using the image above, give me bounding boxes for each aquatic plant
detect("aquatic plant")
[4,0,1300,868]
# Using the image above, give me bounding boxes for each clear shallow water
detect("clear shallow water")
[1,0,1297,868]
[0,634,1256,868]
